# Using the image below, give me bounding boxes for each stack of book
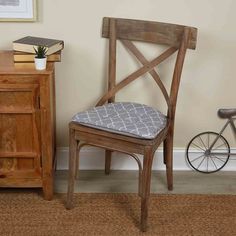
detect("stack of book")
[12,36,64,63]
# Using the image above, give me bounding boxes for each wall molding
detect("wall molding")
[56,147,236,171]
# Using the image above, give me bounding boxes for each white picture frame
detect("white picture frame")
[0,0,36,21]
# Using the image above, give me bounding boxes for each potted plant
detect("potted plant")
[34,45,48,70]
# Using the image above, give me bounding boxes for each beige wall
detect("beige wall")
[1,0,236,148]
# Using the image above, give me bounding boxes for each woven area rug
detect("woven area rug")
[0,191,236,236]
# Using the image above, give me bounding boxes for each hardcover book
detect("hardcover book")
[13,51,61,62]
[13,36,64,55]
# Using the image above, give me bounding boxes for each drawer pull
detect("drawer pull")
[0,174,6,178]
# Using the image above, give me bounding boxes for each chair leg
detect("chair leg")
[105,150,112,175]
[164,134,174,191]
[163,139,167,165]
[66,128,78,209]
[140,147,154,232]
[75,146,80,179]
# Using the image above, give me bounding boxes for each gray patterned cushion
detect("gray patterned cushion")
[72,102,167,139]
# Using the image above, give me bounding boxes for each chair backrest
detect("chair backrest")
[96,17,197,121]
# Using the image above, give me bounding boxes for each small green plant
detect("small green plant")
[34,45,48,58]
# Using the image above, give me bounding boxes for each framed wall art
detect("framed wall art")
[0,0,36,21]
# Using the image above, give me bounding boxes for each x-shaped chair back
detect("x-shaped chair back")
[98,17,197,122]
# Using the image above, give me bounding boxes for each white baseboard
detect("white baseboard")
[56,147,236,171]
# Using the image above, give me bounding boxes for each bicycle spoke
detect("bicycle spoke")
[209,156,218,170]
[207,156,209,172]
[191,142,206,151]
[198,136,207,150]
[212,142,226,151]
[197,156,206,169]
[211,155,227,163]
[207,133,210,148]
[211,153,229,159]
[190,154,205,163]
[188,151,204,154]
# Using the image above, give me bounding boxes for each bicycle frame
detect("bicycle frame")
[209,117,236,155]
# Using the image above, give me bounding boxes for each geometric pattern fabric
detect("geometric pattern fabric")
[72,102,167,139]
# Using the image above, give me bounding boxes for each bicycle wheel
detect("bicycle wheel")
[186,132,230,173]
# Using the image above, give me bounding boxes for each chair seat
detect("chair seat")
[72,102,167,139]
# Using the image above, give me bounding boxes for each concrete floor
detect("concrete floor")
[55,170,236,194]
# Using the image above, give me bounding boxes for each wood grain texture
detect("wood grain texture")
[0,51,57,200]
[0,51,54,75]
[108,18,117,103]
[66,128,78,209]
[67,17,197,232]
[104,18,117,173]
[102,17,197,49]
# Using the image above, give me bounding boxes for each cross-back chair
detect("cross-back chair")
[66,17,197,231]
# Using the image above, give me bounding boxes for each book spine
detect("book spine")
[14,53,61,62]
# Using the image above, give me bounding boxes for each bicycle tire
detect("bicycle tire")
[186,131,230,173]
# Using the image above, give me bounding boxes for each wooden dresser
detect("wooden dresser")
[0,51,57,200]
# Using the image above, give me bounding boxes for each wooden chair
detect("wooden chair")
[66,17,197,231]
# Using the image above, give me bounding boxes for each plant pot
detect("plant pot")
[34,57,47,70]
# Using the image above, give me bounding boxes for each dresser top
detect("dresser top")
[0,51,54,74]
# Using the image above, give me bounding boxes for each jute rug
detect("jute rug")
[0,191,236,236]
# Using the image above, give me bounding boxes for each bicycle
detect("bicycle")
[186,108,236,173]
